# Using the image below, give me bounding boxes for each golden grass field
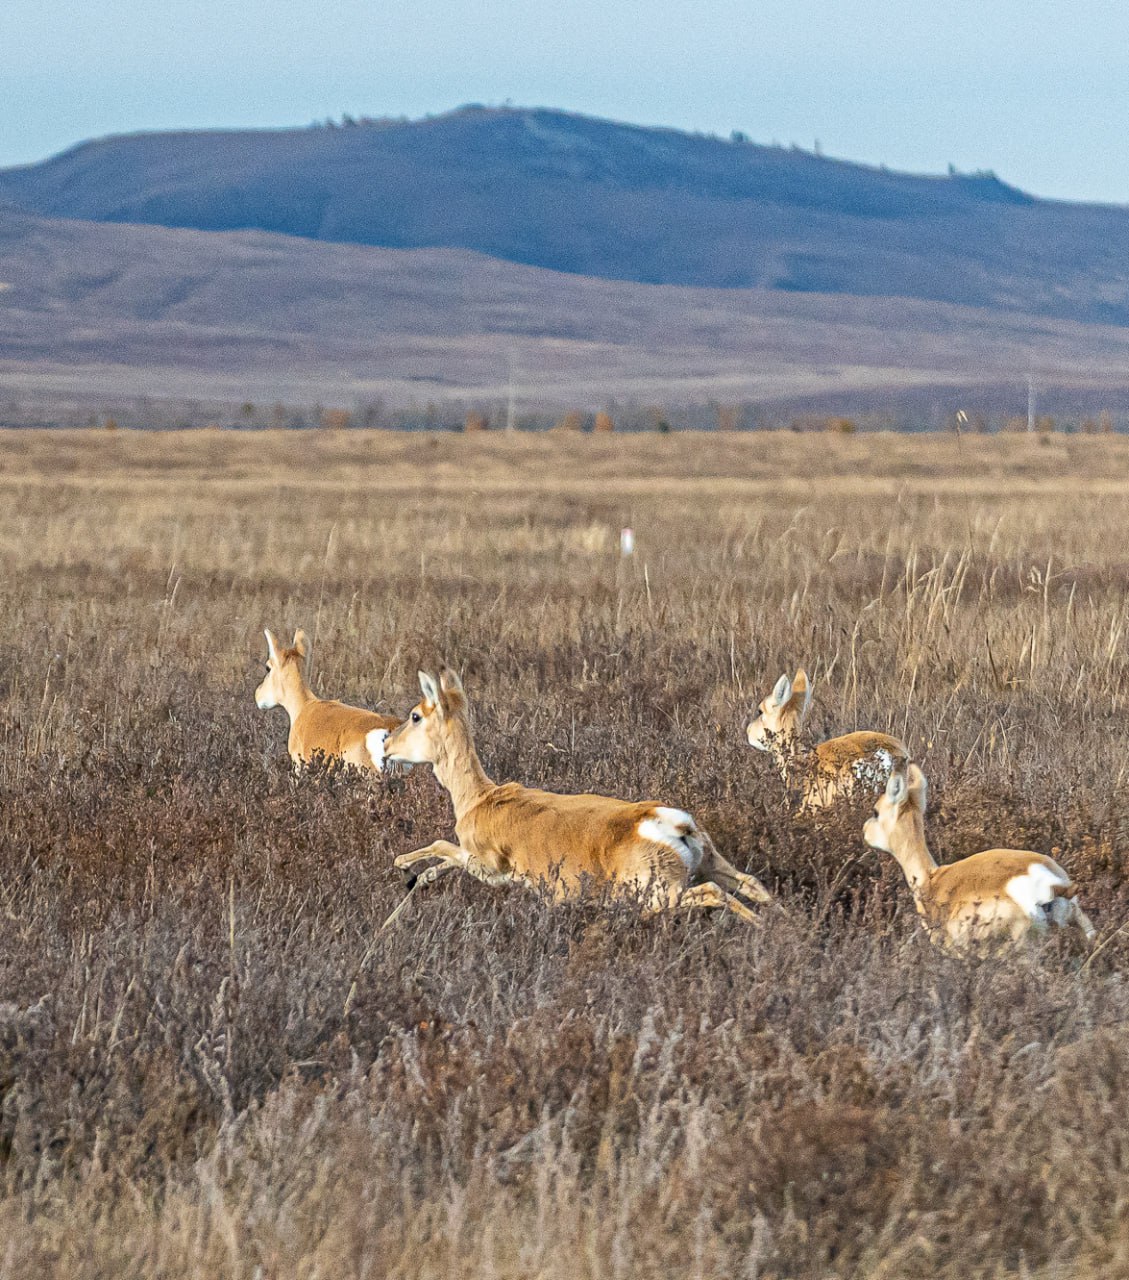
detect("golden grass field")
[3,428,1129,1277]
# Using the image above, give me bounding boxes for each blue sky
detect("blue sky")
[2,0,1126,203]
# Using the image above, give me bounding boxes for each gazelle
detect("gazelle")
[746,668,909,810]
[372,669,771,923]
[255,628,400,771]
[864,765,1094,950]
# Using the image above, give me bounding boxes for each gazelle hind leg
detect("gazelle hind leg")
[698,837,772,904]
[735,871,772,903]
[712,860,772,904]
[684,882,761,924]
[1070,900,1096,942]
[1047,893,1096,942]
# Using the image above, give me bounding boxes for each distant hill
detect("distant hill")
[3,107,1129,324]
[5,205,1129,417]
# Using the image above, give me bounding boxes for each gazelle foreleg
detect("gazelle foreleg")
[393,839,466,871]
[1041,890,1096,943]
[393,839,511,885]
[383,842,467,929]
[381,862,456,929]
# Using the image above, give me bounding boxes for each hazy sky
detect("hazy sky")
[2,0,1127,203]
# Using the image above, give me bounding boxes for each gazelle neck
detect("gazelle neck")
[768,729,804,782]
[432,712,493,820]
[280,668,317,726]
[887,811,937,902]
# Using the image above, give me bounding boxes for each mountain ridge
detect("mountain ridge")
[3,106,1128,323]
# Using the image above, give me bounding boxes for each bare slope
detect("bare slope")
[3,107,1129,323]
[5,207,1129,409]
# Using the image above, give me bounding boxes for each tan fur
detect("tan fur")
[255,628,400,770]
[381,668,771,921]
[746,667,909,809]
[864,765,1094,950]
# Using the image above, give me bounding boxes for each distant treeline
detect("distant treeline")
[1,396,1126,434]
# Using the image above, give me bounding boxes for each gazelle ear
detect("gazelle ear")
[418,670,441,708]
[885,771,908,807]
[792,668,813,719]
[264,629,280,661]
[292,629,309,659]
[772,673,792,706]
[907,764,928,813]
[439,668,466,712]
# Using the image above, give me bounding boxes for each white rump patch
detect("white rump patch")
[852,749,895,788]
[1006,864,1070,919]
[638,807,700,872]
[366,728,389,771]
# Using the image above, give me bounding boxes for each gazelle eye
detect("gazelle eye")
[411,710,422,724]
[871,808,879,820]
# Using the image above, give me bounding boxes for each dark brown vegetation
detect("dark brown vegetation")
[2,429,1129,1276]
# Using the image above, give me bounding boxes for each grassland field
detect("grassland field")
[3,428,1129,1277]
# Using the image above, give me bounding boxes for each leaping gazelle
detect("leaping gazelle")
[864,765,1094,950]
[746,667,909,810]
[374,669,771,924]
[255,628,400,771]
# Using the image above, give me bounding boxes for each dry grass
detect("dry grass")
[3,428,1129,1277]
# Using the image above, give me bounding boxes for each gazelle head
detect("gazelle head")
[382,668,467,765]
[255,628,309,710]
[864,764,928,854]
[746,668,812,752]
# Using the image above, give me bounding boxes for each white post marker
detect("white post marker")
[620,527,635,557]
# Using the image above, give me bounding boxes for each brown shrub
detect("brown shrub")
[552,410,585,432]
